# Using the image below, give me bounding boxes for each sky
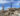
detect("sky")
[0,0,20,10]
[0,2,20,10]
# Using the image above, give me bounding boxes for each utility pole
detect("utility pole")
[19,3,20,8]
[19,3,20,10]
[11,2,12,8]
[2,4,4,11]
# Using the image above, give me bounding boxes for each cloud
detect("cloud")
[0,0,10,4]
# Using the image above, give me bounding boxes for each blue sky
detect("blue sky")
[0,3,11,10]
[0,1,20,10]
[4,3,11,10]
[0,3,20,10]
